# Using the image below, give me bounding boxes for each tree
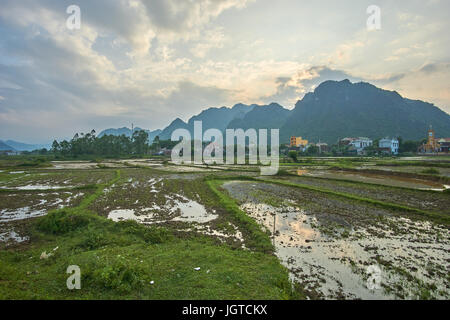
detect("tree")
[305,145,319,156]
[51,140,60,153]
[399,140,421,154]
[152,135,161,153]
[132,130,150,155]
[288,151,298,162]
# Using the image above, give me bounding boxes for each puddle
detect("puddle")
[108,209,139,222]
[0,207,46,222]
[9,171,25,174]
[158,165,216,172]
[172,199,218,223]
[108,196,218,225]
[2,184,72,190]
[125,160,163,167]
[49,161,98,170]
[225,180,450,299]
[0,229,29,243]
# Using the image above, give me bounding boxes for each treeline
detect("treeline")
[51,130,170,157]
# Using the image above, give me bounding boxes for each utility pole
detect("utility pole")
[272,213,276,246]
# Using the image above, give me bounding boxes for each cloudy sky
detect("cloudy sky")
[0,0,449,143]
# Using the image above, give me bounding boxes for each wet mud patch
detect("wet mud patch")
[49,161,98,170]
[223,180,450,300]
[0,169,116,189]
[305,169,447,190]
[280,175,450,215]
[89,169,246,248]
[0,190,89,223]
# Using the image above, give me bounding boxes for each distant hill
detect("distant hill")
[98,127,162,143]
[158,118,190,140]
[2,140,50,151]
[281,79,450,144]
[227,103,291,131]
[188,103,255,132]
[158,103,255,140]
[0,141,15,151]
[96,80,450,146]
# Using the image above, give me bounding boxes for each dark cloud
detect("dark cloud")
[419,63,450,75]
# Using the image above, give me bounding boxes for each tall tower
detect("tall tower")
[427,125,435,146]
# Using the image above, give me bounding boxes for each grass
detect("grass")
[77,170,121,210]
[0,168,298,300]
[421,168,440,175]
[0,211,293,299]
[206,179,274,253]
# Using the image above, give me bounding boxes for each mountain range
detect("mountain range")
[99,80,450,144]
[0,141,15,151]
[98,127,162,142]
[4,80,448,149]
[0,140,51,152]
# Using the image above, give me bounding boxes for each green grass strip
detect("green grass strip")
[278,171,444,194]
[78,169,121,210]
[206,179,274,253]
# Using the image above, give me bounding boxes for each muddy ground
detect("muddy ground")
[223,180,449,300]
[275,175,450,215]
[1,159,449,299]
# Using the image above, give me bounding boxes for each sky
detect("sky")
[0,0,449,143]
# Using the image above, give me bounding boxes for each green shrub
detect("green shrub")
[142,226,171,244]
[37,210,92,235]
[77,230,108,250]
[115,220,171,244]
[276,169,292,176]
[90,260,145,292]
[421,168,440,175]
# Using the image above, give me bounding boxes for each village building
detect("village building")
[290,136,308,148]
[342,137,373,155]
[339,137,356,146]
[379,137,399,155]
[437,138,450,153]
[418,126,449,154]
[0,150,18,156]
[315,142,329,154]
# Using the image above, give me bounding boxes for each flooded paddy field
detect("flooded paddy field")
[88,168,246,249]
[294,169,449,191]
[276,175,450,215]
[0,169,116,189]
[1,157,449,300]
[223,180,450,299]
[372,166,450,178]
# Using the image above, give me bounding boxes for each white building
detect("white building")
[350,137,373,155]
[379,138,399,155]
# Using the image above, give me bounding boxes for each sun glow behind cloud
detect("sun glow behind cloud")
[0,0,449,142]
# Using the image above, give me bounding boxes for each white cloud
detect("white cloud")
[0,0,449,142]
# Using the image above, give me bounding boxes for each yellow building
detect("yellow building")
[290,136,308,148]
[419,126,440,153]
